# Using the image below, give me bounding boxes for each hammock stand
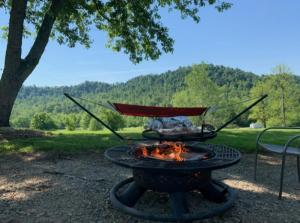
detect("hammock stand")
[64,93,268,142]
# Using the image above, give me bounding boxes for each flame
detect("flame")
[136,142,188,162]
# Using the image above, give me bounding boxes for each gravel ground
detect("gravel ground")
[0,151,299,223]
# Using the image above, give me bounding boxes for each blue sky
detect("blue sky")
[0,0,299,86]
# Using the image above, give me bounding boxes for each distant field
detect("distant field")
[1,127,300,153]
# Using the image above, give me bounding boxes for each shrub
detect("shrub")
[30,113,56,130]
[101,110,125,130]
[88,119,103,131]
[52,114,67,129]
[12,116,31,128]
[64,114,77,131]
[80,113,91,129]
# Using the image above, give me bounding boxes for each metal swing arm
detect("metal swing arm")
[64,93,125,141]
[64,93,267,141]
[215,94,268,132]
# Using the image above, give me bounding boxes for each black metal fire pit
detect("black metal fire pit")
[63,93,266,222]
[105,143,241,222]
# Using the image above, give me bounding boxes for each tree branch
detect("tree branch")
[2,0,27,81]
[92,0,111,23]
[20,0,63,81]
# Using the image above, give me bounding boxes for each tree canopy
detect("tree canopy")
[0,0,231,63]
[0,0,232,127]
[249,80,270,127]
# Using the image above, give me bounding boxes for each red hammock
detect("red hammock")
[111,103,208,117]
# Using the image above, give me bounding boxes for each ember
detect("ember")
[136,142,188,161]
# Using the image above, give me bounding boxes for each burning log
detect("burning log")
[136,141,188,162]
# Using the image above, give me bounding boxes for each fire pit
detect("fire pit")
[105,142,241,222]
[64,93,267,222]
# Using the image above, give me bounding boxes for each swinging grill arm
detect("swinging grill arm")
[215,94,268,132]
[64,93,125,141]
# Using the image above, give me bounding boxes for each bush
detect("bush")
[52,114,67,129]
[12,116,31,128]
[64,114,77,131]
[124,116,145,127]
[101,110,125,130]
[30,113,56,130]
[80,113,91,129]
[88,119,103,131]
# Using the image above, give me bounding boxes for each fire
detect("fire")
[136,142,188,162]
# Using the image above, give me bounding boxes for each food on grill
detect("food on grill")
[146,116,216,138]
[146,116,193,130]
[157,127,200,135]
[157,125,214,135]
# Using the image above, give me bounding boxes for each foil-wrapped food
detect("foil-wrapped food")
[146,116,203,135]
[146,116,215,136]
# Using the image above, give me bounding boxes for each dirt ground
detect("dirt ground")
[0,150,299,223]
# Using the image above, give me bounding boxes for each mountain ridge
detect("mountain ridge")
[18,64,259,101]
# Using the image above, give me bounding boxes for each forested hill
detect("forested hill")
[18,64,258,102]
[12,63,259,128]
[12,63,300,129]
[18,81,113,99]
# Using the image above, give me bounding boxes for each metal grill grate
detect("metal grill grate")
[105,143,241,171]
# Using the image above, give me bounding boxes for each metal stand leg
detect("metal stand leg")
[254,145,260,181]
[110,178,237,222]
[200,181,228,203]
[117,181,146,207]
[279,154,286,200]
[169,192,190,223]
[297,156,300,182]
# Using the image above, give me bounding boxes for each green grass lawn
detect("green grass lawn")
[1,127,300,153]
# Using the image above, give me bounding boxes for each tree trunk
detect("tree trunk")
[0,0,63,127]
[0,77,23,127]
[281,88,286,127]
[0,0,27,127]
[263,119,266,128]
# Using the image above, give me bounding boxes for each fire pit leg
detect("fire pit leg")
[117,181,146,207]
[110,178,237,222]
[200,181,228,203]
[170,192,191,223]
